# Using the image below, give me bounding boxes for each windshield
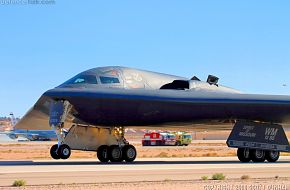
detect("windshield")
[63,75,98,85]
[167,134,176,139]
[100,76,120,84]
[183,135,192,139]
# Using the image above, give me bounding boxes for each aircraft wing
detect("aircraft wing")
[15,96,75,130]
[43,88,290,126]
[16,87,290,130]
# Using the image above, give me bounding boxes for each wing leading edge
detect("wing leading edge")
[40,87,290,127]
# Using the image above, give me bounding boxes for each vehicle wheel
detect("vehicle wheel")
[250,149,265,163]
[57,144,71,160]
[265,150,280,162]
[109,145,123,162]
[97,145,109,163]
[123,145,137,162]
[50,144,60,160]
[176,141,181,146]
[237,148,251,162]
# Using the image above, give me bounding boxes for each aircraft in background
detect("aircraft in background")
[5,113,56,141]
[15,66,290,163]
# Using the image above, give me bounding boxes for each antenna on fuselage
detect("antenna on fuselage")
[9,112,17,129]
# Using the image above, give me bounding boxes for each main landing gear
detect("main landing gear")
[48,121,136,162]
[96,126,137,163]
[48,100,136,162]
[237,148,280,163]
[97,144,137,163]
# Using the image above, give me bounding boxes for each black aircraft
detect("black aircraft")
[15,66,290,163]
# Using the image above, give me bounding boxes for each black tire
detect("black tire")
[176,141,181,146]
[57,144,71,160]
[50,144,60,160]
[109,145,123,162]
[97,145,110,162]
[123,145,137,162]
[250,149,265,163]
[265,150,280,162]
[237,148,251,162]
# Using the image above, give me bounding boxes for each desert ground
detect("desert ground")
[0,141,238,160]
[1,179,290,190]
[1,130,290,160]
[1,131,290,189]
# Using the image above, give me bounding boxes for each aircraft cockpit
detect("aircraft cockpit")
[63,74,98,85]
[58,74,122,88]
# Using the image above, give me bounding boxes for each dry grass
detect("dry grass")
[212,173,226,180]
[12,179,26,187]
[157,152,170,158]
[241,175,251,180]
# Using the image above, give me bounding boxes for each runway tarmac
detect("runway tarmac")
[0,157,290,186]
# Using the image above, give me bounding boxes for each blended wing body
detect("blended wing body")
[14,66,290,163]
[44,88,290,126]
[15,66,290,130]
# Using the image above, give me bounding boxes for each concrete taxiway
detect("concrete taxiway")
[0,157,290,186]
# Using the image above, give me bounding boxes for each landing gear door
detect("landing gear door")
[227,121,290,152]
[49,101,65,127]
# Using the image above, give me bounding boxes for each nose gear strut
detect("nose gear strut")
[49,100,72,160]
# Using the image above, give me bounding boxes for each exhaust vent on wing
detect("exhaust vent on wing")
[207,75,219,86]
[160,80,189,90]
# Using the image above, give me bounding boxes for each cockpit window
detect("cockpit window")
[64,75,97,85]
[100,76,120,84]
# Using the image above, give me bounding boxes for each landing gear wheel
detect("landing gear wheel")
[250,149,265,163]
[109,145,123,162]
[50,144,60,160]
[265,150,280,162]
[237,148,251,163]
[57,144,71,160]
[123,145,137,162]
[97,145,110,163]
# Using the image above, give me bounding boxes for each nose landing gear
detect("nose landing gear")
[49,100,72,160]
[50,144,71,160]
[50,144,60,160]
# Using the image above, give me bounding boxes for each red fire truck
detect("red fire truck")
[142,132,176,146]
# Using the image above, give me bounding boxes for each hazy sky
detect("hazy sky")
[0,1,290,117]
